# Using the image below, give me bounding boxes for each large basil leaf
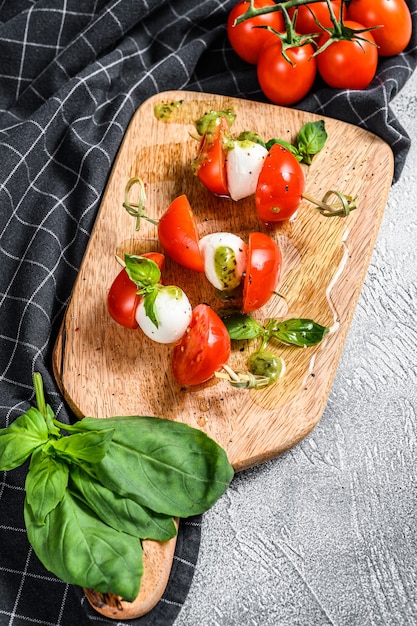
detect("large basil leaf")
[25,448,69,524]
[72,415,234,517]
[25,489,143,601]
[0,408,49,470]
[69,464,177,542]
[45,428,115,464]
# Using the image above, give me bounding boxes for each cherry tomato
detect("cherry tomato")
[243,232,282,313]
[255,143,306,222]
[256,38,317,106]
[317,21,378,89]
[227,0,284,64]
[107,252,165,329]
[107,268,140,329]
[199,232,248,292]
[194,116,229,197]
[347,0,412,57]
[158,195,205,272]
[172,304,231,386]
[288,1,346,34]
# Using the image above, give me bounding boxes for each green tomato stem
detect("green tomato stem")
[234,0,333,25]
[259,319,277,352]
[33,373,61,437]
[234,0,377,55]
[324,0,340,33]
[33,372,47,419]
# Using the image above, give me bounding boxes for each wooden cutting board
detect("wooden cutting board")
[53,91,394,619]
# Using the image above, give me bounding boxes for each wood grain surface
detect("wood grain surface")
[52,91,394,618]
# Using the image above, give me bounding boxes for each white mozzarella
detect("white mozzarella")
[226,141,268,201]
[136,286,192,344]
[199,232,248,291]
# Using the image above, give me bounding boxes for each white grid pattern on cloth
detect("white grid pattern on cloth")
[0,0,416,624]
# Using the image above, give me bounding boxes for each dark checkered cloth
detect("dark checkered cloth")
[0,1,416,624]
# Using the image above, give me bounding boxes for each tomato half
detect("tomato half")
[194,116,229,197]
[257,38,317,106]
[141,251,165,271]
[243,232,282,313]
[347,0,412,57]
[317,21,378,89]
[227,0,284,64]
[172,304,231,386]
[288,1,346,33]
[158,195,205,272]
[107,268,140,329]
[255,143,306,222]
[107,252,165,329]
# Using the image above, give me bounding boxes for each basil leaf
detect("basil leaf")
[70,464,177,542]
[124,254,161,290]
[265,138,301,160]
[45,428,115,464]
[144,285,185,329]
[296,120,327,165]
[25,447,69,524]
[0,408,49,470]
[143,289,159,328]
[266,121,327,165]
[71,415,234,517]
[25,489,144,602]
[45,404,61,438]
[223,313,264,340]
[271,318,329,347]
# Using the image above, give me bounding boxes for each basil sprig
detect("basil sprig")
[124,253,161,293]
[224,313,329,347]
[266,120,328,165]
[222,314,329,387]
[0,374,234,601]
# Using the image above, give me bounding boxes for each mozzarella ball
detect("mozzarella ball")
[227,141,268,201]
[199,232,248,291]
[136,286,192,344]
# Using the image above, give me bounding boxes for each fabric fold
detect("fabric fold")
[0,1,416,624]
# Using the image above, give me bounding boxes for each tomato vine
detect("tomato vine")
[227,0,412,101]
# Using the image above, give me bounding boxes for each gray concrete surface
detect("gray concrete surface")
[175,68,417,626]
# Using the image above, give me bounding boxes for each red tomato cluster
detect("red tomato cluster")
[288,1,346,32]
[227,0,412,104]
